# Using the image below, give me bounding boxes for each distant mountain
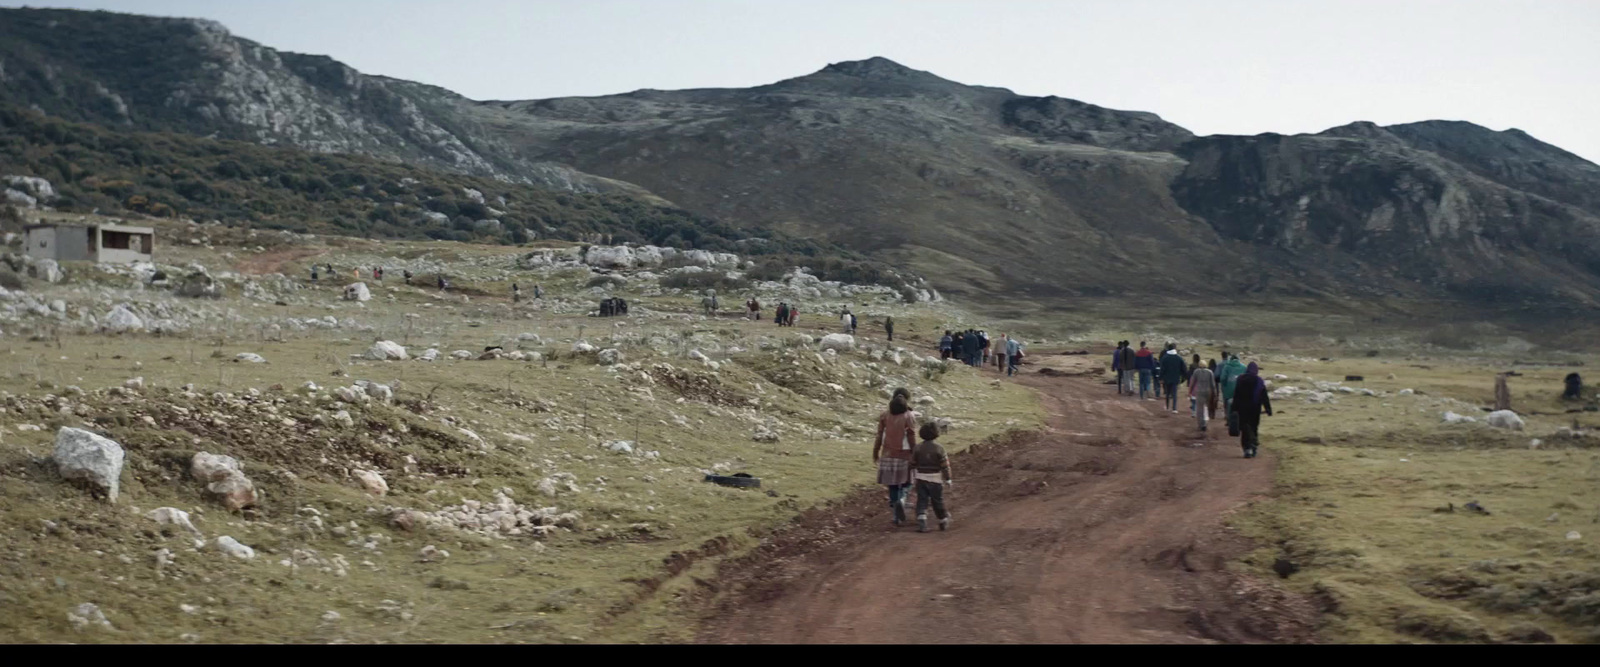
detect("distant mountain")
[4,7,1598,307]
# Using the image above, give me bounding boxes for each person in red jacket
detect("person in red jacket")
[1134,342,1156,400]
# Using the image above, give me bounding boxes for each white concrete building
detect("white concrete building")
[25,223,154,264]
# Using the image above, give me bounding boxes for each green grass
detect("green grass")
[0,222,1043,643]
[1225,355,1600,643]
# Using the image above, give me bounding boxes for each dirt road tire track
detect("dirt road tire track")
[696,373,1316,644]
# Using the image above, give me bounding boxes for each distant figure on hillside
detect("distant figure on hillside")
[787,304,798,327]
[841,308,854,334]
[354,268,361,281]
[1231,362,1273,459]
[403,269,413,285]
[702,292,718,316]
[437,275,448,291]
[939,331,953,360]
[995,334,1008,372]
[962,329,981,367]
[1564,373,1584,400]
[747,297,761,321]
[1494,373,1512,412]
[850,312,858,334]
[310,266,319,283]
[512,283,522,303]
[978,330,990,366]
[534,284,543,299]
[885,316,895,342]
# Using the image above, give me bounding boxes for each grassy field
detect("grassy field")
[0,216,1044,643]
[1218,354,1600,643]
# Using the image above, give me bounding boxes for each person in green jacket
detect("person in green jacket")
[1218,354,1248,415]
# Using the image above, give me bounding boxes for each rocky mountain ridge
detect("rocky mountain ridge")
[3,7,1598,308]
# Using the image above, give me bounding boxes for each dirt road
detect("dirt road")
[698,365,1316,644]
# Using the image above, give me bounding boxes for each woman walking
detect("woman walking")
[873,394,920,526]
[1230,362,1273,458]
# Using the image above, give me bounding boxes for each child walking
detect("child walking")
[911,422,954,533]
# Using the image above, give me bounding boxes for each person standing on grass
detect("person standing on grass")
[940,331,954,360]
[1218,353,1248,416]
[873,395,920,527]
[1159,343,1187,414]
[995,334,1008,372]
[1230,362,1273,459]
[850,311,858,335]
[885,316,895,342]
[911,421,954,533]
[1189,359,1218,433]
[1134,342,1156,399]
[512,283,521,303]
[788,304,798,327]
[310,266,319,283]
[963,329,982,367]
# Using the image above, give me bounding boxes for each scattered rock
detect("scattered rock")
[104,305,144,332]
[598,348,622,365]
[353,469,388,497]
[1442,411,1477,424]
[418,545,450,562]
[53,427,125,502]
[343,282,371,302]
[234,353,267,364]
[820,333,855,351]
[363,340,408,361]
[418,348,440,361]
[214,536,255,559]
[1486,410,1525,431]
[67,603,113,632]
[146,507,203,538]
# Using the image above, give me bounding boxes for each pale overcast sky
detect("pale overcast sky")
[9,0,1600,162]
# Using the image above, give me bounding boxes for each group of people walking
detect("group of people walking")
[772,302,799,326]
[1110,342,1274,459]
[939,329,1024,376]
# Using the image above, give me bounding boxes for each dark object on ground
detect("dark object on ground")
[1344,375,1364,382]
[597,297,629,317]
[1365,350,1380,357]
[1434,503,1454,513]
[1272,558,1299,579]
[149,270,167,283]
[1057,350,1089,356]
[484,346,504,353]
[1504,371,1523,377]
[1564,373,1584,400]
[705,472,760,488]
[1465,501,1490,515]
[1038,368,1066,376]
[1319,357,1332,362]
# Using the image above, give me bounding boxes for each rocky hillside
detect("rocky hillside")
[4,7,1599,308]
